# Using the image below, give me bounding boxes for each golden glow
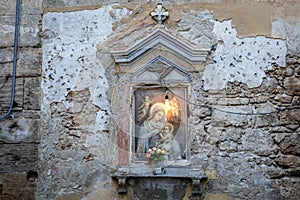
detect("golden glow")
[165,99,171,111]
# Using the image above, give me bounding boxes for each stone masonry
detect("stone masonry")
[0,0,41,199]
[0,0,299,200]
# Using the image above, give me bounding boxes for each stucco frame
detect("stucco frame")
[110,28,209,165]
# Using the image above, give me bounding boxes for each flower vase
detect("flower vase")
[152,160,165,175]
[157,160,163,168]
[151,160,162,167]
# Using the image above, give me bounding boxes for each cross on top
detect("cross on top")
[151,3,169,24]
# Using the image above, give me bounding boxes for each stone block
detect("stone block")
[192,107,212,118]
[278,177,300,200]
[249,96,269,104]
[0,144,38,173]
[284,76,300,96]
[279,133,300,155]
[254,114,279,128]
[284,110,300,124]
[253,102,279,128]
[0,47,13,64]
[274,93,293,104]
[279,110,300,126]
[24,77,41,110]
[0,0,42,15]
[0,173,36,200]
[274,154,300,169]
[239,128,275,156]
[0,14,41,47]
[211,105,251,127]
[0,77,23,111]
[204,193,229,200]
[265,165,286,179]
[215,97,249,106]
[0,47,42,77]
[270,126,294,134]
[273,133,289,144]
[218,141,238,152]
[221,127,241,142]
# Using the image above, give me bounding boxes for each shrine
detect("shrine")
[1,1,299,199]
[110,5,211,198]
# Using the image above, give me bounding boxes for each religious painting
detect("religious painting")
[133,87,187,162]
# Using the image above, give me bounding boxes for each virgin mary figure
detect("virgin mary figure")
[137,102,167,160]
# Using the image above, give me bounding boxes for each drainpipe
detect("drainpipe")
[0,0,22,120]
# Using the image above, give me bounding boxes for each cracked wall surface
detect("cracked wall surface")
[0,0,299,200]
[203,19,286,90]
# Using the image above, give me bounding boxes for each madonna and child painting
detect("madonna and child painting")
[134,88,186,162]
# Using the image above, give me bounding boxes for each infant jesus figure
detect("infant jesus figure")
[158,123,181,161]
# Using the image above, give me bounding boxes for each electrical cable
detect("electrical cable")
[170,87,298,115]
[110,75,299,143]
[0,60,14,64]
[165,85,299,116]
[0,0,22,120]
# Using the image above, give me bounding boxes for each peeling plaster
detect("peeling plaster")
[41,6,131,107]
[36,3,300,200]
[203,20,287,90]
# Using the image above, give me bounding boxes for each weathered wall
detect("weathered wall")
[0,0,42,199]
[0,0,299,200]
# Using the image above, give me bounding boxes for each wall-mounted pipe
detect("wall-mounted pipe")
[0,0,22,120]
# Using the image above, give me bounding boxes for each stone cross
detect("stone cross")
[151,4,169,24]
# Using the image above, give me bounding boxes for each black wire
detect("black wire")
[0,60,14,64]
[0,0,21,120]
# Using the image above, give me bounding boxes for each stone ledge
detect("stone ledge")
[112,165,207,196]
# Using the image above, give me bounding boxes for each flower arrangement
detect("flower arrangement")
[146,147,166,162]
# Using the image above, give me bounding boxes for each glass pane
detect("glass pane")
[133,87,187,162]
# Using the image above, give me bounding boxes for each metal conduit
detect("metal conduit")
[0,0,22,120]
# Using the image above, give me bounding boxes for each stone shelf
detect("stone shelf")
[111,164,208,196]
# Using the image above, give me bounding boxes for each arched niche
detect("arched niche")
[110,28,210,165]
[110,27,209,196]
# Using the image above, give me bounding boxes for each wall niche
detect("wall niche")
[110,26,210,198]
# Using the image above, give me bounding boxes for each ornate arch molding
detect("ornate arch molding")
[111,29,210,73]
[132,55,191,85]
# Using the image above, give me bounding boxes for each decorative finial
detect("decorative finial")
[150,3,169,24]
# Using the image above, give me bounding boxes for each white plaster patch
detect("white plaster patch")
[96,110,110,130]
[41,6,131,133]
[42,5,131,105]
[0,117,31,141]
[203,20,287,90]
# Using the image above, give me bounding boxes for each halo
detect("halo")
[165,122,174,133]
[149,102,168,116]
